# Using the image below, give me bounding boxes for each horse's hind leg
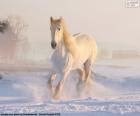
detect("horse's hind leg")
[84,60,92,84]
[76,68,86,97]
[77,68,85,81]
[77,68,85,87]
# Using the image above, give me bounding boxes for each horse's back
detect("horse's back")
[74,33,96,44]
[73,33,97,50]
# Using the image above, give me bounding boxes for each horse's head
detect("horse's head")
[50,16,64,49]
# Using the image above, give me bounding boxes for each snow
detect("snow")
[0,59,140,115]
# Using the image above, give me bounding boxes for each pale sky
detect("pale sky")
[0,0,140,60]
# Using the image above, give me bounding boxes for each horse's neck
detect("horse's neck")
[63,25,72,43]
[63,24,76,56]
[57,41,65,57]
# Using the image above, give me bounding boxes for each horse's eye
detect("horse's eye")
[57,27,61,31]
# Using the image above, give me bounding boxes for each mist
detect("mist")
[0,0,140,61]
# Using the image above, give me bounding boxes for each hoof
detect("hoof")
[77,78,93,96]
[85,78,93,87]
[77,80,85,92]
[51,74,56,81]
[53,92,61,100]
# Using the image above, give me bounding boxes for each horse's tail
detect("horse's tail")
[91,40,97,78]
[91,39,98,64]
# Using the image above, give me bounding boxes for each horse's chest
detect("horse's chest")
[51,50,66,72]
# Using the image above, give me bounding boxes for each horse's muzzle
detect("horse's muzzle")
[51,42,57,49]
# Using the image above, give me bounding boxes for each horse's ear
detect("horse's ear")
[50,16,53,22]
[60,16,64,22]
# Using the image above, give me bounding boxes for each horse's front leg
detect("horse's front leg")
[53,54,73,99]
[53,70,70,99]
[47,71,57,97]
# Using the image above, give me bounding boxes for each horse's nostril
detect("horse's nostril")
[51,42,56,49]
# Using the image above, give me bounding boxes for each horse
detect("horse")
[48,17,97,99]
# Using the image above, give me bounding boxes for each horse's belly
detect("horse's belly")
[72,51,89,68]
[77,46,91,62]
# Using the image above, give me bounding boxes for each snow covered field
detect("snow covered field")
[0,59,140,116]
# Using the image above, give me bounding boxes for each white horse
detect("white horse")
[48,17,97,99]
